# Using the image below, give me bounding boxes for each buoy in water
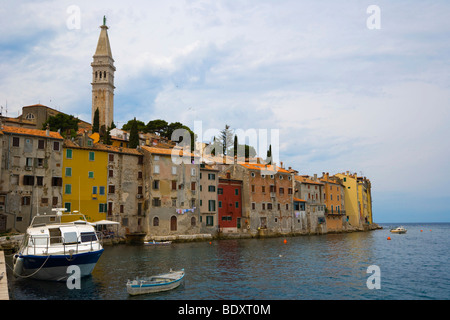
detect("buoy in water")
[387,237,391,240]
[421,230,423,232]
[283,239,287,244]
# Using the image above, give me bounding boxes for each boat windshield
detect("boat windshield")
[30,212,88,227]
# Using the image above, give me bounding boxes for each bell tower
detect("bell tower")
[91,16,115,130]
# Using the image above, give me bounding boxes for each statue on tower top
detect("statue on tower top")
[103,15,106,26]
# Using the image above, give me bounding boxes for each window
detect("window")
[172,180,177,190]
[88,171,94,178]
[87,139,93,147]
[191,168,196,176]
[138,186,143,195]
[208,200,216,212]
[267,203,272,210]
[65,184,72,194]
[154,155,160,161]
[251,185,255,192]
[109,154,114,162]
[36,176,43,186]
[65,167,72,177]
[109,170,113,178]
[64,202,71,212]
[108,185,115,194]
[38,140,45,149]
[37,158,44,167]
[208,173,215,180]
[206,216,214,226]
[41,198,48,205]
[89,151,95,161]
[92,186,97,195]
[262,203,266,210]
[53,141,60,151]
[138,171,143,179]
[252,202,256,210]
[279,187,284,195]
[12,137,19,147]
[152,198,161,207]
[235,201,239,208]
[218,201,222,208]
[218,188,223,195]
[66,149,73,159]
[26,157,33,167]
[172,198,177,206]
[154,165,160,174]
[286,204,289,210]
[251,172,255,178]
[120,205,124,213]
[23,175,35,186]
[138,156,143,165]
[288,188,293,195]
[99,203,107,213]
[53,197,59,206]
[262,186,266,193]
[172,166,177,175]
[191,182,196,191]
[153,217,159,227]
[235,188,239,196]
[208,185,215,192]
[279,175,283,180]
[108,202,113,216]
[99,186,105,195]
[22,196,31,206]
[330,194,333,201]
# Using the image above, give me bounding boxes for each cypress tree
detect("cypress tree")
[129,117,139,148]
[93,108,100,133]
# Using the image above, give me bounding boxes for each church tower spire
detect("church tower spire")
[91,16,115,130]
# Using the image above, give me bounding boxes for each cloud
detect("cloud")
[1,1,450,222]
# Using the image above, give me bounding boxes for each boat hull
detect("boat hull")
[13,249,104,281]
[127,270,184,295]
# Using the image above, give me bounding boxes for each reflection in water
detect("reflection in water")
[6,223,450,300]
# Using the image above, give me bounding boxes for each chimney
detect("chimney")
[313,174,317,181]
[46,124,50,137]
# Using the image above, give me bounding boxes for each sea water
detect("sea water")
[6,223,450,300]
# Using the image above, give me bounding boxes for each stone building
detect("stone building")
[225,163,294,237]
[0,125,63,232]
[103,144,144,235]
[199,163,219,235]
[294,175,326,234]
[142,146,201,238]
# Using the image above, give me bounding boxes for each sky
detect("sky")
[1,0,449,223]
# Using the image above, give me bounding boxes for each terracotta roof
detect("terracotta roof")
[319,178,341,185]
[293,197,306,202]
[63,139,142,156]
[141,146,196,157]
[294,175,324,185]
[1,125,63,139]
[240,163,291,174]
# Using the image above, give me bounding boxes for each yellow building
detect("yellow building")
[62,140,108,222]
[334,172,373,228]
[334,172,360,228]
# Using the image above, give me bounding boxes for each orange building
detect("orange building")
[320,173,345,232]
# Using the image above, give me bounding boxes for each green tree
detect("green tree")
[102,126,112,145]
[42,113,79,139]
[128,118,140,148]
[93,108,100,133]
[122,119,146,132]
[146,119,169,135]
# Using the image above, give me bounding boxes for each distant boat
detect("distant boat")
[127,269,185,295]
[144,240,172,246]
[390,226,407,234]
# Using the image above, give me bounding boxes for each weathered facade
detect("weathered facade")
[225,163,294,237]
[0,125,63,232]
[199,164,219,235]
[142,146,201,237]
[294,175,326,234]
[320,172,345,232]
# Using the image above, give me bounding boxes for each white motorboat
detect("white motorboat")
[390,226,407,234]
[127,269,185,295]
[13,208,104,281]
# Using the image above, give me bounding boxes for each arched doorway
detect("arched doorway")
[170,216,177,231]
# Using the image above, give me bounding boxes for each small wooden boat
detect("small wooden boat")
[127,269,185,295]
[390,226,407,234]
[144,240,172,246]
